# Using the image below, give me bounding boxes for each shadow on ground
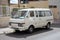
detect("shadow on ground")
[6,28,53,38]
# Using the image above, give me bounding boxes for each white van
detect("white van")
[9,8,54,33]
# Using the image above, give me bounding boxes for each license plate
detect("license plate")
[11,24,18,28]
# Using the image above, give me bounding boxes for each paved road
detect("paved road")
[0,24,60,40]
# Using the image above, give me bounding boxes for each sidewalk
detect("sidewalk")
[0,28,15,34]
[53,19,60,25]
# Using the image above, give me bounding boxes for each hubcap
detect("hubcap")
[47,24,50,28]
[29,27,33,32]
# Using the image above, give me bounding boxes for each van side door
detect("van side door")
[38,11,46,27]
[34,11,39,28]
[29,11,36,27]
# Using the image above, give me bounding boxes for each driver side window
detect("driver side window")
[29,11,34,17]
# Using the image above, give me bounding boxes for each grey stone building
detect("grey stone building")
[48,0,60,11]
[0,0,10,16]
[48,0,60,19]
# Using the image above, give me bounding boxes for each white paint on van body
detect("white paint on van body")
[9,8,54,31]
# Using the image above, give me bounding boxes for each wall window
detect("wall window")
[29,11,34,17]
[20,0,47,4]
[28,0,47,1]
[28,0,39,1]
[49,5,57,8]
[2,7,6,16]
[20,0,28,4]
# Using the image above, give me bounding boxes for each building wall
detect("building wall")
[10,0,60,19]
[48,0,60,19]
[0,17,10,27]
[20,1,48,8]
[57,0,60,19]
[10,1,49,12]
[0,0,10,27]
[0,0,3,16]
[0,0,10,16]
[0,0,8,5]
[50,8,59,19]
[0,6,3,16]
[10,4,18,13]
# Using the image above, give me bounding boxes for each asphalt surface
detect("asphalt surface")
[0,24,60,40]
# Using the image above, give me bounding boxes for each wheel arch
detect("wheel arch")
[48,22,51,25]
[28,25,35,29]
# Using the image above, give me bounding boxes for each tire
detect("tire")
[45,23,51,29]
[28,26,34,33]
[15,30,20,32]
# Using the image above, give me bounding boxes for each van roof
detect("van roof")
[18,8,51,11]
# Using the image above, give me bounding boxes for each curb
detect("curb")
[0,31,4,35]
[0,28,15,35]
[0,32,7,35]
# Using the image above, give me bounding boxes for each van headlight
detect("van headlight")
[18,23,25,27]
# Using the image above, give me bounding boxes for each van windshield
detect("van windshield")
[12,11,27,19]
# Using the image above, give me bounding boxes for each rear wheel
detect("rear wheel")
[45,23,51,29]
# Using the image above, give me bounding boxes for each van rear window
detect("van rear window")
[45,11,52,16]
[38,11,45,17]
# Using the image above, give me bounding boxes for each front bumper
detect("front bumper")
[9,26,28,31]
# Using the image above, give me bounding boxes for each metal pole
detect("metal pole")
[18,0,20,8]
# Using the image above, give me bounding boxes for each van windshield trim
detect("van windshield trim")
[12,11,27,19]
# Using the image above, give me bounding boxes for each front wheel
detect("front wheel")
[28,26,34,33]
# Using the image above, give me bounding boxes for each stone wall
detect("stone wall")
[0,17,10,28]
